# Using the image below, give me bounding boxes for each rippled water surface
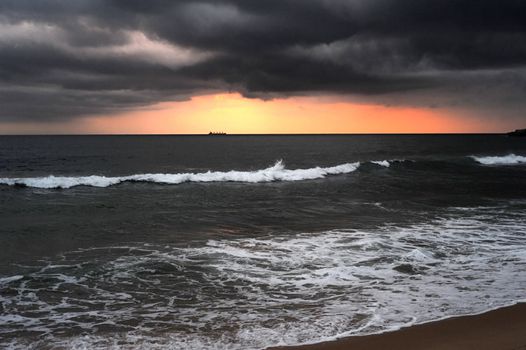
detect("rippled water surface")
[1,135,526,349]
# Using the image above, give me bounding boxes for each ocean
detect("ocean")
[0,134,525,349]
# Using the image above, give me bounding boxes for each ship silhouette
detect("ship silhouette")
[208,131,227,135]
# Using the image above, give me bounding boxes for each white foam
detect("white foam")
[0,160,360,189]
[471,153,526,165]
[2,206,526,350]
[371,160,390,167]
[404,248,435,262]
[0,275,23,285]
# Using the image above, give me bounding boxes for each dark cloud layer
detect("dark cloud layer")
[0,0,525,121]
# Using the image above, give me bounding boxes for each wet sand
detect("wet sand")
[270,303,526,350]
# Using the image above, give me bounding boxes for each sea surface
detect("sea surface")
[0,134,526,349]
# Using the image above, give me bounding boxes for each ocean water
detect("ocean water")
[0,134,526,349]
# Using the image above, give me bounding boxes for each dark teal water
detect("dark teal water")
[0,135,525,349]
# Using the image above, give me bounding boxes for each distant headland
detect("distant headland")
[507,129,526,137]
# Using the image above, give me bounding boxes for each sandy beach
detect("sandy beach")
[271,303,526,350]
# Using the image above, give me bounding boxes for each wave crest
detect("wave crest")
[0,160,361,189]
[471,154,526,165]
[371,160,390,167]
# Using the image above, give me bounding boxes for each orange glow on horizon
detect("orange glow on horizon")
[0,93,515,134]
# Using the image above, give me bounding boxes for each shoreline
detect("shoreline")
[269,303,526,350]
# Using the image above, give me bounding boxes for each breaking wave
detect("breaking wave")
[1,205,525,349]
[5,153,526,189]
[0,160,394,189]
[371,160,390,167]
[471,153,526,165]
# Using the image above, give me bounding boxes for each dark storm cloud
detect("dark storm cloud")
[0,0,525,121]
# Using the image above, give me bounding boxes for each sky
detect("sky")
[0,0,525,134]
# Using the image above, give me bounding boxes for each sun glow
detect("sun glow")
[0,93,512,134]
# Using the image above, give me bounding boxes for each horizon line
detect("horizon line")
[0,132,511,137]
